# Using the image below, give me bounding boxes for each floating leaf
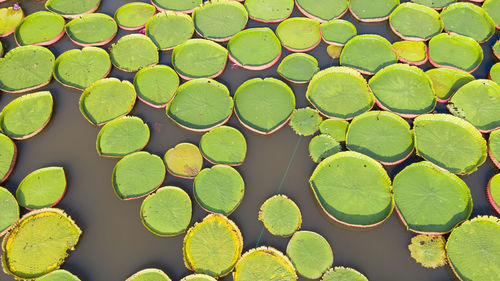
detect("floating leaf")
[408,235,447,269]
[193,0,248,41]
[134,65,179,108]
[233,247,297,281]
[483,0,500,29]
[309,134,341,163]
[0,6,24,37]
[114,2,156,31]
[289,107,322,136]
[244,0,293,23]
[259,195,302,237]
[146,12,194,50]
[286,231,333,279]
[277,53,319,83]
[0,187,19,237]
[45,0,100,18]
[16,167,66,210]
[0,134,16,183]
[36,270,81,281]
[296,0,348,22]
[326,45,343,59]
[180,274,216,281]
[151,0,202,13]
[490,63,500,85]
[199,126,246,166]
[319,119,349,141]
[110,34,159,72]
[14,11,65,46]
[320,19,357,45]
[164,143,203,179]
[65,13,118,47]
[349,0,400,22]
[488,174,500,214]
[393,41,428,65]
[428,34,483,74]
[425,68,474,103]
[389,3,443,41]
[321,267,368,281]
[276,17,321,52]
[228,27,281,70]
[96,116,150,157]
[489,129,500,169]
[172,39,228,80]
[441,2,495,42]
[411,0,455,9]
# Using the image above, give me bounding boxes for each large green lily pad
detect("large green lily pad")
[146,12,194,51]
[411,0,455,9]
[45,0,100,18]
[408,235,447,269]
[428,33,483,73]
[183,214,243,277]
[321,267,368,281]
[0,134,16,183]
[114,2,156,31]
[199,126,246,166]
[134,65,179,108]
[413,114,487,174]
[319,119,349,141]
[14,11,65,46]
[320,19,357,45]
[141,186,192,236]
[151,0,202,12]
[16,167,66,210]
[110,34,159,72]
[126,269,171,281]
[490,129,500,169]
[441,2,495,42]
[259,194,302,237]
[244,0,293,23]
[0,187,19,237]
[1,209,82,280]
[491,63,500,85]
[96,116,150,157]
[0,6,24,37]
[228,27,281,70]
[233,247,297,281]
[193,0,248,41]
[164,143,203,179]
[349,0,400,22]
[393,41,428,65]
[389,3,443,41]
[180,274,216,281]
[0,91,53,140]
[289,107,322,136]
[112,151,166,200]
[488,174,500,214]
[36,270,81,281]
[53,47,111,90]
[277,53,319,83]
[309,134,341,163]
[234,78,295,134]
[286,231,333,279]
[276,17,321,52]
[65,13,118,47]
[172,39,228,80]
[483,0,500,29]
[425,68,474,103]
[0,45,54,93]
[296,0,348,22]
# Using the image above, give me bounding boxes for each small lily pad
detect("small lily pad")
[244,0,293,23]
[408,235,447,269]
[234,78,295,134]
[0,187,19,237]
[389,3,443,41]
[183,214,243,278]
[488,174,500,214]
[180,274,216,281]
[296,0,348,22]
[491,63,500,85]
[319,119,349,141]
[306,67,374,119]
[79,78,136,126]
[411,0,455,9]
[346,111,414,165]
[0,6,24,37]
[320,19,357,45]
[277,53,319,83]
[495,41,500,59]
[36,270,81,281]
[14,11,65,46]
[172,39,228,80]
[425,68,474,103]
[490,129,500,169]
[0,91,53,140]
[166,78,233,131]
[321,267,368,281]
[194,165,244,215]
[349,0,400,22]
[326,45,343,59]
[0,134,16,183]
[310,151,393,227]
[96,116,150,157]
[258,194,302,237]
[16,167,66,210]
[483,0,500,29]
[309,134,342,164]
[340,34,398,75]
[110,34,159,72]
[413,114,487,174]
[146,12,194,51]
[441,2,495,43]
[446,216,500,280]
[393,161,472,234]
[233,247,297,281]
[65,13,118,47]
[112,151,166,200]
[134,65,179,108]
[141,186,192,236]
[45,0,100,18]
[164,143,203,179]
[152,0,202,13]
[193,0,248,41]
[276,17,321,52]
[369,63,436,118]
[228,27,282,70]
[0,45,55,93]
[126,269,171,281]
[1,209,82,280]
[393,41,428,65]
[289,107,322,136]
[54,47,111,90]
[199,126,247,166]
[287,231,333,279]
[115,2,156,31]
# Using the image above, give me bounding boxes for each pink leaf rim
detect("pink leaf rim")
[175,60,227,81]
[248,11,292,23]
[348,5,390,23]
[150,0,196,14]
[137,91,176,109]
[488,147,500,169]
[393,45,429,66]
[166,109,233,133]
[228,48,282,71]
[389,22,434,42]
[281,39,321,53]
[48,0,101,19]
[54,63,112,91]
[22,172,67,211]
[15,28,65,47]
[0,139,17,184]
[427,47,481,74]
[113,62,159,73]
[194,23,248,43]
[487,175,500,215]
[66,29,117,47]
[374,97,434,119]
[0,9,24,38]
[443,29,491,44]
[295,0,348,23]
[234,109,292,135]
[394,204,449,236]
[113,173,165,201]
[0,79,52,94]
[118,23,148,31]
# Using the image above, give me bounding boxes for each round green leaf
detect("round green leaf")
[180,274,216,281]
[319,119,349,141]
[16,167,66,210]
[389,3,443,41]
[483,0,500,29]
[408,235,447,269]
[320,19,357,45]
[244,0,293,23]
[393,41,428,65]
[126,269,171,281]
[65,13,118,47]
[172,39,228,80]
[96,116,150,157]
[321,267,368,281]
[163,143,203,179]
[276,17,321,52]
[110,34,159,72]
[289,107,322,136]
[228,27,281,70]
[0,187,19,237]
[495,40,500,60]
[277,53,319,83]
[296,0,348,22]
[327,45,343,59]
[349,0,400,22]
[115,2,156,31]
[287,231,333,279]
[146,12,194,50]
[0,134,16,183]
[411,0,455,9]
[259,194,302,237]
[233,247,297,281]
[490,129,500,169]
[309,134,341,163]
[199,126,247,166]
[488,174,500,214]
[36,270,81,281]
[441,2,495,42]
[151,0,202,12]
[0,6,24,37]
[45,0,100,18]
[134,65,179,108]
[490,63,500,85]
[14,11,65,46]
[193,0,248,41]
[425,68,474,103]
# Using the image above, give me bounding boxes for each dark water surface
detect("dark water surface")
[0,1,498,281]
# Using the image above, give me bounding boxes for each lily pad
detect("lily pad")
[411,0,455,9]
[393,161,472,234]
[110,34,159,72]
[425,68,474,103]
[233,247,297,281]
[277,53,319,83]
[408,235,447,269]
[276,17,321,52]
[441,2,495,43]
[491,63,500,85]
[287,231,333,279]
[306,67,374,119]
[319,119,348,141]
[199,126,247,166]
[96,116,150,157]
[146,12,194,51]
[1,209,82,280]
[14,11,65,46]
[134,65,179,108]
[413,114,487,174]
[310,151,393,227]
[0,134,16,183]
[495,40,500,59]
[296,0,348,22]
[327,45,343,59]
[140,186,192,236]
[0,187,19,237]
[193,165,244,215]
[112,151,166,200]
[79,78,136,126]
[0,45,55,93]
[16,167,66,210]
[45,0,100,18]
[234,78,295,134]
[183,214,243,278]
[289,107,322,136]
[0,6,24,37]
[115,2,156,31]
[389,3,443,41]
[393,41,428,65]
[448,79,500,133]
[483,0,500,29]
[244,0,293,23]
[488,174,500,214]
[349,0,400,22]
[446,216,500,280]
[36,270,81,281]
[490,129,500,169]
[163,143,203,179]
[180,274,216,281]
[166,78,233,131]
[340,34,398,75]
[65,13,118,47]
[346,111,414,165]
[193,0,248,41]
[309,135,341,163]
[368,63,436,118]
[320,19,356,45]
[126,269,171,281]
[152,0,202,13]
[0,91,53,140]
[53,47,111,90]
[228,27,282,70]
[258,194,302,237]
[172,39,228,80]
[321,267,368,281]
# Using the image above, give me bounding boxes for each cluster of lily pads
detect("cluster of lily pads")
[0,0,500,280]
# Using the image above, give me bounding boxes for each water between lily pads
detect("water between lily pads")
[0,0,498,281]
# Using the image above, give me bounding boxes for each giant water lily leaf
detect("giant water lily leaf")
[319,119,349,141]
[151,0,202,12]
[441,2,495,42]
[320,19,357,45]
[425,68,474,103]
[349,0,400,22]
[408,235,447,269]
[490,129,500,169]
[296,0,348,22]
[193,0,248,41]
[233,247,297,281]
[126,269,171,281]
[491,63,500,85]
[228,27,281,70]
[114,2,156,31]
[199,126,247,166]
[0,187,19,237]
[36,269,81,281]
[308,134,341,163]
[488,174,500,214]
[428,33,483,73]
[289,107,322,136]
[392,41,428,65]
[389,3,443,41]
[276,17,321,52]
[0,134,16,183]
[244,0,293,23]
[321,267,368,281]
[16,167,66,210]
[286,231,333,279]
[163,143,203,179]
[180,274,216,281]
[45,0,100,18]
[110,34,159,72]
[0,6,24,37]
[411,0,455,9]
[146,12,194,50]
[133,65,179,108]
[172,39,228,80]
[14,11,65,46]
[277,53,319,83]
[65,13,118,47]
[258,194,302,237]
[483,0,500,29]
[96,116,150,157]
